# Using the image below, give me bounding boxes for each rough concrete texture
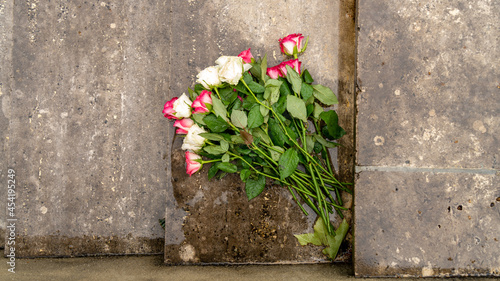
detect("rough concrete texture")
[0,0,14,249]
[4,1,173,256]
[164,0,355,264]
[355,0,499,277]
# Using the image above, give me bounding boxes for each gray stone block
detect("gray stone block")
[355,171,499,277]
[355,0,500,276]
[5,1,171,257]
[356,0,499,170]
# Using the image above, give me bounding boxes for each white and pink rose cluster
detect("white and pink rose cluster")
[163,34,306,176]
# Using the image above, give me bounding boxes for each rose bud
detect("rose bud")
[192,90,213,114]
[278,59,302,77]
[279,33,305,56]
[185,151,202,176]
[266,66,282,79]
[238,48,254,63]
[181,124,206,152]
[163,93,193,119]
[216,56,252,85]
[196,66,222,89]
[173,118,194,134]
[162,97,178,119]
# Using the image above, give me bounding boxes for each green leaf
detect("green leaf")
[203,114,229,133]
[231,134,246,144]
[248,81,265,94]
[313,103,324,119]
[218,162,237,173]
[323,219,349,260]
[279,78,292,96]
[250,62,262,81]
[285,65,302,95]
[315,134,341,148]
[306,104,314,117]
[221,153,230,162]
[199,133,226,141]
[269,146,284,161]
[240,169,252,182]
[264,79,282,106]
[191,113,206,125]
[312,84,338,105]
[159,218,166,230]
[295,233,322,246]
[208,163,219,179]
[260,54,267,82]
[300,83,313,101]
[242,94,258,110]
[302,69,314,83]
[219,87,238,105]
[268,118,286,147]
[243,72,253,84]
[294,217,349,260]
[194,83,205,94]
[245,174,266,200]
[252,127,271,144]
[212,95,228,121]
[320,110,346,140]
[260,104,270,118]
[306,135,315,154]
[278,148,299,180]
[231,109,248,129]
[247,105,264,129]
[188,87,198,101]
[272,95,287,114]
[203,145,226,155]
[286,95,308,122]
[220,140,229,151]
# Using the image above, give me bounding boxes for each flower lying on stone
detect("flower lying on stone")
[192,90,213,114]
[185,151,202,176]
[279,33,306,56]
[162,35,349,261]
[173,118,194,134]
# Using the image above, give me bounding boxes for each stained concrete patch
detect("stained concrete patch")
[355,0,499,276]
[164,0,355,264]
[355,171,499,277]
[6,1,170,256]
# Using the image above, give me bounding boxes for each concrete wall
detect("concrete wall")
[1,0,356,259]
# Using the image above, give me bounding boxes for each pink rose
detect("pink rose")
[185,151,202,176]
[162,97,178,119]
[192,90,212,114]
[266,66,282,79]
[238,48,254,63]
[277,59,302,77]
[278,33,305,56]
[173,118,194,134]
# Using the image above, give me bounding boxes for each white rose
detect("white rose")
[196,66,222,89]
[215,56,251,85]
[173,93,192,118]
[181,124,206,151]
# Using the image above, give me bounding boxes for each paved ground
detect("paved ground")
[1,256,496,281]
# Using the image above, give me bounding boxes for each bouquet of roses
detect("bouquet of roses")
[163,34,351,260]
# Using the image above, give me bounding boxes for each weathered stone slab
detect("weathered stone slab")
[355,171,499,277]
[0,0,14,249]
[356,0,499,169]
[355,0,500,277]
[164,0,355,264]
[5,1,172,257]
